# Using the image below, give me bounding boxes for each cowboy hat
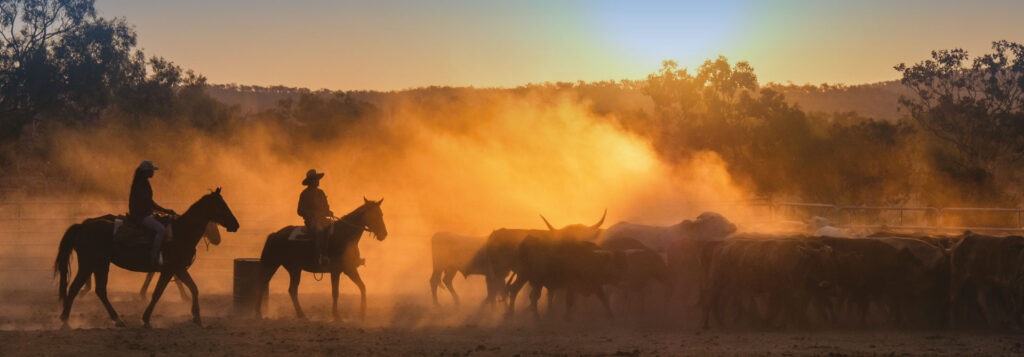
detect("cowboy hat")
[137,160,159,171]
[302,169,325,185]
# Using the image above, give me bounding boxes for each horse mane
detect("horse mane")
[182,191,219,217]
[340,201,374,221]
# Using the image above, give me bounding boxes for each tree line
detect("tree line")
[2,1,1023,207]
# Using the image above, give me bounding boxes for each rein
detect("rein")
[336,217,371,232]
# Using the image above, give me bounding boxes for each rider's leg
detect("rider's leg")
[142,215,166,265]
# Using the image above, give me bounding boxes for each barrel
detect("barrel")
[232,258,267,317]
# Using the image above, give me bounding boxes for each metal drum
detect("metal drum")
[232,258,267,317]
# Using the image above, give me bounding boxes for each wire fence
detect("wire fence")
[3,199,1023,290]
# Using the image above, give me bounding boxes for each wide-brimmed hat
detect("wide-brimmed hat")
[137,160,159,171]
[302,169,325,185]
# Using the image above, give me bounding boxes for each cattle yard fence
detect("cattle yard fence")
[755,200,1024,234]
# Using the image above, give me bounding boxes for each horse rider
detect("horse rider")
[130,160,177,266]
[298,169,334,266]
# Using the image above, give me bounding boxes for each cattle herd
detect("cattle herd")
[430,212,1024,330]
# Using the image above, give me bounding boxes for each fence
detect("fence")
[761,201,1024,234]
[0,200,434,292]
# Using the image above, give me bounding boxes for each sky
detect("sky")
[96,0,1024,91]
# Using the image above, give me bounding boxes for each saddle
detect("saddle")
[107,215,174,247]
[287,224,333,241]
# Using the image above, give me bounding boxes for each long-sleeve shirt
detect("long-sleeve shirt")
[129,173,165,220]
[297,187,333,221]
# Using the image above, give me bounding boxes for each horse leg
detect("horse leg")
[59,269,92,327]
[175,270,202,326]
[345,269,367,321]
[331,272,341,322]
[141,271,174,328]
[255,264,280,319]
[442,269,460,306]
[139,272,154,300]
[429,268,442,306]
[175,278,190,301]
[286,268,306,320]
[92,264,125,327]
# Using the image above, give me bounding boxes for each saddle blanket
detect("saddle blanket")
[287,225,333,241]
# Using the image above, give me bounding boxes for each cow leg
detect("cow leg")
[59,268,92,328]
[564,289,577,321]
[429,268,442,306]
[286,268,306,320]
[175,270,202,325]
[505,275,527,318]
[92,263,125,327]
[141,271,173,328]
[442,269,460,306]
[346,269,367,321]
[528,285,542,320]
[482,273,502,307]
[976,287,999,328]
[140,272,154,300]
[597,288,614,320]
[544,287,556,319]
[331,272,342,321]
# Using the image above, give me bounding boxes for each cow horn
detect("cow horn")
[539,215,555,231]
[591,209,607,229]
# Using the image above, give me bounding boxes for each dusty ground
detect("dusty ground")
[2,290,1023,356]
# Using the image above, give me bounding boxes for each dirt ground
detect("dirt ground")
[2,290,1023,356]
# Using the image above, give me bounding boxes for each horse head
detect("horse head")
[362,196,388,241]
[203,187,240,232]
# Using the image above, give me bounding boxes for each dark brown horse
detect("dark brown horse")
[255,197,388,321]
[80,222,221,300]
[54,188,239,328]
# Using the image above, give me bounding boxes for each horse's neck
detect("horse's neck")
[332,213,365,244]
[174,207,209,247]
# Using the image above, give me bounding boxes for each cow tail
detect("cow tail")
[55,224,79,304]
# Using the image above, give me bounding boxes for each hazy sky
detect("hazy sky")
[96,0,1024,91]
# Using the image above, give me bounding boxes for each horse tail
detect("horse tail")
[55,224,79,304]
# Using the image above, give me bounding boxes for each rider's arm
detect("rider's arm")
[153,201,176,216]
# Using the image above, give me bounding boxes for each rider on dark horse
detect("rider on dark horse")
[129,160,177,266]
[298,169,334,266]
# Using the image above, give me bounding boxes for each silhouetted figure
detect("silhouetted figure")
[298,169,334,266]
[129,160,177,265]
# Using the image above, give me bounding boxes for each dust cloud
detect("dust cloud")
[1,89,752,325]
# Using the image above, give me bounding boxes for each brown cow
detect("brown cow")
[816,237,925,326]
[481,211,606,308]
[948,233,1024,329]
[599,237,671,314]
[429,232,487,306]
[506,235,619,320]
[700,236,835,329]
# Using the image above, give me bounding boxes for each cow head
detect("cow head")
[539,209,606,241]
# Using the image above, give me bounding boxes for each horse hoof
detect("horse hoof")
[115,320,127,328]
[142,322,152,329]
[192,318,202,326]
